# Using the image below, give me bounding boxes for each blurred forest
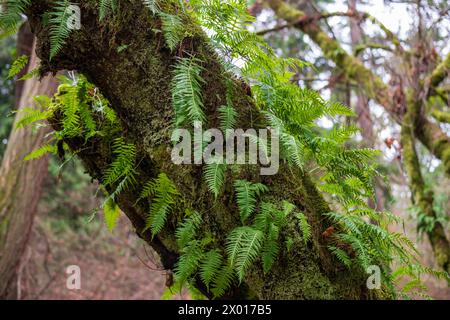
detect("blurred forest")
[0,0,450,300]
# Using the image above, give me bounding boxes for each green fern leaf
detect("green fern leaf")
[295,212,311,244]
[8,54,28,79]
[143,173,180,237]
[226,226,263,282]
[171,57,205,126]
[204,157,226,198]
[234,180,268,223]
[24,144,57,161]
[200,249,223,288]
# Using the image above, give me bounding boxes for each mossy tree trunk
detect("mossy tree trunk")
[22,0,388,299]
[0,39,58,299]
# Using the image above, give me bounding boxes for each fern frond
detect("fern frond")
[8,54,28,79]
[0,0,30,32]
[143,0,160,14]
[24,144,57,161]
[171,57,206,126]
[295,212,311,244]
[103,137,136,187]
[160,12,184,51]
[328,245,352,268]
[234,179,268,223]
[15,107,50,129]
[218,104,237,131]
[200,249,223,289]
[226,226,263,282]
[204,157,226,198]
[175,211,203,248]
[48,1,74,59]
[261,223,279,273]
[99,0,118,20]
[211,264,235,298]
[174,240,204,285]
[143,173,180,237]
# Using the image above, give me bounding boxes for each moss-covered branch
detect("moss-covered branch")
[401,94,450,273]
[22,0,383,299]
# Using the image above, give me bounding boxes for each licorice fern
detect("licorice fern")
[48,0,74,59]
[8,54,28,79]
[171,57,206,126]
[233,179,268,223]
[226,226,263,282]
[141,172,180,237]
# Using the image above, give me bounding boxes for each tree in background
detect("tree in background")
[0,30,58,298]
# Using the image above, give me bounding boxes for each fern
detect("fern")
[234,180,268,223]
[143,0,161,14]
[15,107,50,129]
[200,249,223,289]
[204,158,226,198]
[103,198,121,232]
[48,1,75,59]
[218,104,237,132]
[99,0,118,20]
[226,226,263,282]
[160,12,184,51]
[142,173,180,237]
[328,246,352,268]
[0,0,30,32]
[261,223,279,273]
[211,264,235,298]
[295,212,311,244]
[175,211,203,248]
[171,57,206,126]
[24,144,57,161]
[174,240,204,285]
[8,54,28,79]
[103,137,136,187]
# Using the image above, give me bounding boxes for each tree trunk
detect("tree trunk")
[23,0,388,299]
[0,39,57,299]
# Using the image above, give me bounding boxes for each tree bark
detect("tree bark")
[0,39,57,299]
[22,0,387,299]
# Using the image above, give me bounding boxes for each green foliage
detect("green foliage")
[295,212,311,244]
[218,104,237,132]
[0,0,30,33]
[160,12,185,51]
[200,249,223,288]
[103,137,137,188]
[99,0,118,20]
[226,226,263,282]
[141,173,180,237]
[48,1,75,59]
[204,159,226,198]
[8,54,28,79]
[103,198,121,232]
[171,57,205,126]
[143,0,161,15]
[175,210,202,248]
[233,179,268,223]
[24,144,57,161]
